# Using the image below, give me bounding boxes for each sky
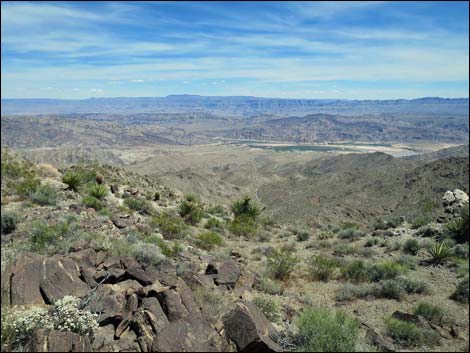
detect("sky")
[1,1,469,99]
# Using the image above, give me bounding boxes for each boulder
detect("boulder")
[2,253,45,305]
[152,318,227,352]
[206,260,241,289]
[126,264,159,285]
[111,215,132,229]
[365,327,395,352]
[391,311,432,330]
[83,284,127,324]
[141,297,169,334]
[28,330,91,352]
[40,256,90,303]
[223,301,282,352]
[158,278,200,322]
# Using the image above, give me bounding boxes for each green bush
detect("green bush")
[403,238,420,255]
[428,241,453,265]
[31,184,58,206]
[340,222,361,230]
[229,215,258,237]
[332,243,356,256]
[28,218,77,254]
[338,229,366,241]
[130,242,165,266]
[336,283,372,302]
[206,204,227,217]
[82,195,104,211]
[151,213,187,240]
[296,307,360,352]
[395,255,417,270]
[308,256,338,282]
[205,217,222,230]
[375,280,406,300]
[88,184,108,200]
[1,213,18,235]
[397,277,429,295]
[62,172,82,192]
[318,231,335,240]
[252,296,281,323]
[267,249,299,281]
[369,261,407,282]
[364,237,379,247]
[414,302,446,325]
[385,240,402,253]
[341,260,370,283]
[178,194,204,224]
[196,231,223,250]
[15,176,41,199]
[231,196,261,220]
[296,230,310,242]
[451,277,469,303]
[124,197,153,214]
[385,317,439,348]
[411,215,432,229]
[257,276,284,295]
[445,205,469,243]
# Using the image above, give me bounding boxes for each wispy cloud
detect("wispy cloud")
[1,1,468,99]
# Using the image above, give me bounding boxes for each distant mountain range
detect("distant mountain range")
[1,95,468,117]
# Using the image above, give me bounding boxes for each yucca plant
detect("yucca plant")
[428,241,453,265]
[88,184,108,200]
[63,172,82,192]
[231,196,261,220]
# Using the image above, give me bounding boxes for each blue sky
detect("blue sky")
[1,1,468,99]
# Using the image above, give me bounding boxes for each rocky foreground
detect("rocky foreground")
[1,149,469,352]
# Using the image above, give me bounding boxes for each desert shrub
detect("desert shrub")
[373,217,403,230]
[364,237,379,247]
[453,243,469,259]
[428,241,453,265]
[31,184,58,206]
[395,255,417,270]
[15,176,41,199]
[341,260,370,283]
[385,317,439,348]
[144,235,181,257]
[333,243,356,256]
[1,213,18,235]
[397,277,429,295]
[336,283,372,302]
[369,261,407,282]
[206,204,227,217]
[88,184,108,200]
[130,242,165,266]
[229,215,258,237]
[411,215,432,229]
[196,231,223,250]
[451,277,469,303]
[231,196,261,220]
[385,239,402,253]
[82,195,104,211]
[318,231,335,240]
[267,249,299,281]
[257,276,284,295]
[296,230,310,242]
[252,296,281,323]
[151,213,187,240]
[375,280,406,300]
[359,247,376,258]
[340,222,361,230]
[28,218,78,254]
[205,217,222,230]
[445,205,469,243]
[124,197,153,214]
[192,287,231,324]
[62,172,82,192]
[178,194,204,225]
[1,296,98,351]
[308,256,338,282]
[414,302,446,325]
[403,238,421,255]
[338,229,366,241]
[1,149,34,180]
[296,307,360,352]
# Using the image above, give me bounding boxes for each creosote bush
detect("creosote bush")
[308,256,339,282]
[178,193,204,225]
[385,317,439,348]
[403,238,420,255]
[341,260,369,283]
[267,249,299,281]
[252,295,281,323]
[1,213,18,235]
[196,231,223,250]
[414,302,446,325]
[451,277,469,303]
[31,183,58,206]
[151,213,187,240]
[124,197,154,214]
[296,307,360,352]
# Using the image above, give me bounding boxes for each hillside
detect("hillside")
[1,149,469,352]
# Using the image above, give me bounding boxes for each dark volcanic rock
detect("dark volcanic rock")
[223,301,282,352]
[28,330,91,352]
